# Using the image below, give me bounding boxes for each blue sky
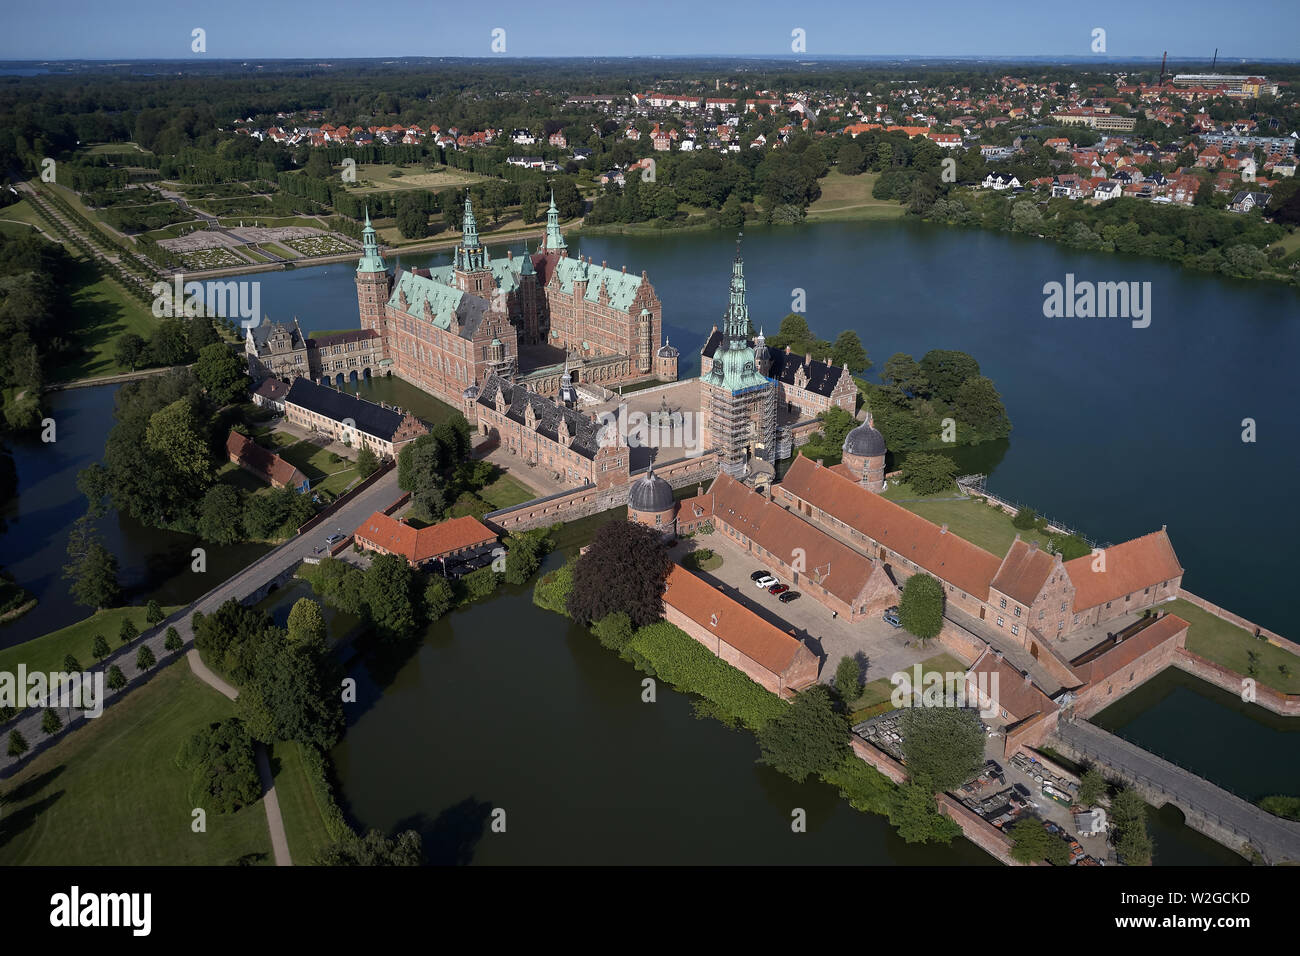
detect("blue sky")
[6,0,1299,60]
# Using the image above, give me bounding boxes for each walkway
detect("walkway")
[1053,718,1300,864]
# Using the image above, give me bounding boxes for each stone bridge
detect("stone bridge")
[1052,718,1300,864]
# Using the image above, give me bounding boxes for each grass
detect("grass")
[1169,598,1300,695]
[1267,231,1300,255]
[269,740,332,864]
[848,651,970,721]
[0,665,273,866]
[274,439,361,497]
[807,170,906,222]
[0,605,177,677]
[882,482,1053,556]
[683,549,724,572]
[344,163,489,192]
[48,254,158,382]
[479,472,537,510]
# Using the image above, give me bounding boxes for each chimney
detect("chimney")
[1023,672,1032,685]
[622,265,627,273]
[940,524,948,534]
[507,249,513,260]
[805,352,812,366]
[602,260,607,268]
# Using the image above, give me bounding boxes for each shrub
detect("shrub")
[591,612,635,652]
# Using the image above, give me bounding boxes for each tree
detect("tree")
[882,352,928,396]
[106,665,126,690]
[888,781,962,844]
[136,645,156,671]
[757,685,849,782]
[145,398,213,487]
[396,194,429,239]
[830,330,869,373]
[119,617,139,644]
[566,521,671,628]
[834,655,862,701]
[146,599,165,626]
[114,332,148,371]
[899,706,984,792]
[532,561,574,616]
[423,575,455,622]
[954,376,1009,436]
[63,516,121,610]
[1078,768,1107,807]
[63,653,80,673]
[355,446,380,479]
[1009,818,1071,865]
[1012,506,1039,530]
[591,611,635,652]
[194,343,247,406]
[91,634,110,660]
[837,141,865,174]
[919,349,979,404]
[898,572,945,642]
[1109,788,1152,865]
[41,708,62,735]
[287,597,327,644]
[7,729,27,757]
[719,194,745,229]
[198,484,244,544]
[175,718,262,814]
[314,828,423,866]
[164,626,182,652]
[363,553,418,640]
[462,566,500,601]
[504,530,549,585]
[900,452,956,496]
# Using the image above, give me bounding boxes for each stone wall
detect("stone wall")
[1173,648,1300,716]
[1177,587,1299,655]
[935,793,1028,866]
[1072,627,1187,719]
[1003,710,1059,759]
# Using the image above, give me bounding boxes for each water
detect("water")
[247,220,1299,633]
[1092,667,1300,801]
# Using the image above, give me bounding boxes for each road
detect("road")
[0,468,401,777]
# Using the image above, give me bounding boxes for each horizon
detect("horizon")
[6,0,1299,61]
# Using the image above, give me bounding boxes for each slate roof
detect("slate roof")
[701,329,846,398]
[475,372,607,460]
[308,329,380,349]
[284,377,411,441]
[247,318,306,352]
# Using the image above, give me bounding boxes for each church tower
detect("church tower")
[700,235,778,477]
[453,194,494,295]
[536,189,568,283]
[355,207,391,341]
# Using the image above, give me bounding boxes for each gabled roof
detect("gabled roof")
[662,564,808,676]
[701,329,847,398]
[709,473,884,606]
[355,512,497,564]
[968,647,1059,721]
[475,373,607,460]
[990,537,1058,606]
[1064,529,1182,612]
[781,456,1002,600]
[548,256,644,313]
[284,377,418,442]
[225,430,305,488]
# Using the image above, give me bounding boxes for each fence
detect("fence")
[955,474,1098,547]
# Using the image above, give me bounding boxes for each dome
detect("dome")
[843,420,887,457]
[628,468,674,513]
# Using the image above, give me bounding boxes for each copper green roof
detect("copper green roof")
[550,256,643,313]
[357,206,387,273]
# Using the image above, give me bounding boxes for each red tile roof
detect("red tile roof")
[1070,614,1189,685]
[1064,530,1182,612]
[225,430,305,489]
[968,648,1059,721]
[709,473,883,607]
[354,512,496,564]
[991,538,1057,605]
[662,564,807,676]
[783,456,1002,600]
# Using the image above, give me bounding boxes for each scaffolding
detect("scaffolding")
[712,381,777,478]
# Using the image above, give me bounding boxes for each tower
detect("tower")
[700,235,778,477]
[453,193,493,294]
[355,207,390,340]
[842,413,888,493]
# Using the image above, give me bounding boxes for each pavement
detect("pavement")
[671,534,935,687]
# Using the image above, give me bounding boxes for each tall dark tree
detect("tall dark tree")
[63,516,121,610]
[566,520,672,628]
[757,685,849,782]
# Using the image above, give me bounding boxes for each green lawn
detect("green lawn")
[1169,598,1300,695]
[882,483,1052,556]
[274,439,361,496]
[807,170,906,222]
[346,163,488,192]
[51,256,158,382]
[848,651,970,721]
[0,665,274,865]
[0,605,177,677]
[479,472,538,510]
[270,740,332,864]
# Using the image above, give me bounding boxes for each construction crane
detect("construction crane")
[1158,51,1167,87]
[1211,48,1218,70]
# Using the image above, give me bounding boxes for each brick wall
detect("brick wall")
[663,603,817,695]
[1072,629,1187,719]
[1003,709,1059,759]
[1176,587,1298,655]
[1173,648,1300,716]
[935,793,1027,865]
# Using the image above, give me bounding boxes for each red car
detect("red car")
[768,583,789,595]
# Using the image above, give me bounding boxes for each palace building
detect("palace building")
[353,194,676,414]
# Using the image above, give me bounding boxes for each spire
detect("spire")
[545,187,567,251]
[461,191,480,248]
[357,205,386,273]
[724,232,748,340]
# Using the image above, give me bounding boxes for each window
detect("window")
[996,617,1004,628]
[1039,610,1044,620]
[1014,607,1021,617]
[999,597,1007,609]
[1058,621,1064,630]
[1011,624,1019,636]
[1060,602,1066,612]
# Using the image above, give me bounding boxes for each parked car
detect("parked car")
[778,591,800,604]
[768,583,789,595]
[325,532,345,546]
[754,575,778,589]
[750,570,770,582]
[883,606,902,627]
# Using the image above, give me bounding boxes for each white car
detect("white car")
[754,575,778,589]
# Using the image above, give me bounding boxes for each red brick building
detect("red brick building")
[225,431,309,493]
[353,512,497,568]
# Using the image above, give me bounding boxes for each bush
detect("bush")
[898,573,944,641]
[532,561,574,616]
[175,718,262,814]
[461,566,500,602]
[1012,507,1039,530]
[591,612,635,652]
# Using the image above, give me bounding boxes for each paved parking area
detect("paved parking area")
[671,535,936,687]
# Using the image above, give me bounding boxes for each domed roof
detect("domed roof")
[843,420,886,457]
[628,467,674,513]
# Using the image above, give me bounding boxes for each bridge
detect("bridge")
[1052,718,1300,865]
[0,468,401,777]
